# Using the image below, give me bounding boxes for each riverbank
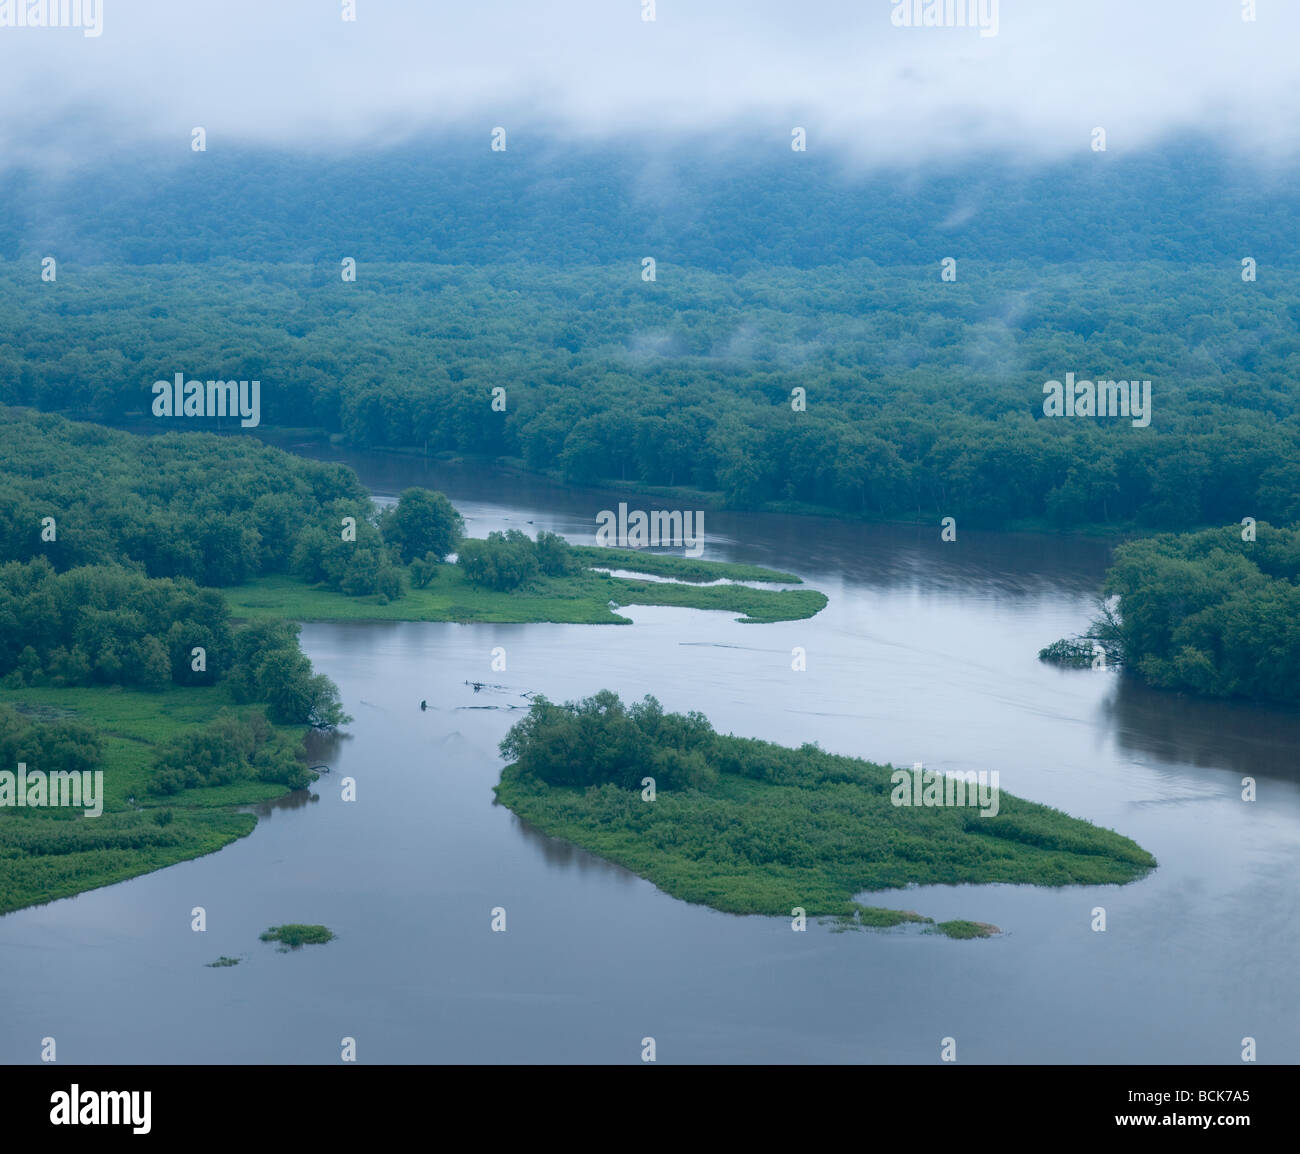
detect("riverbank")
[256,432,1149,541]
[0,685,304,916]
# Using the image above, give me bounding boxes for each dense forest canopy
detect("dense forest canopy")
[2,138,1298,532]
[2,258,1297,530]
[0,406,367,583]
[0,407,470,600]
[0,557,349,729]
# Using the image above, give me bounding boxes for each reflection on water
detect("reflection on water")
[1104,675,1300,783]
[244,788,321,817]
[505,810,641,885]
[303,728,349,766]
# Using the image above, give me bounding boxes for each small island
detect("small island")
[494,692,1156,931]
[260,924,334,951]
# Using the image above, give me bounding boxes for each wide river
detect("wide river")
[3,448,1298,1064]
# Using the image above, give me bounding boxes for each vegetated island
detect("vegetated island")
[493,692,1156,937]
[260,924,334,951]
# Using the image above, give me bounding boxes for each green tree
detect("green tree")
[381,488,463,563]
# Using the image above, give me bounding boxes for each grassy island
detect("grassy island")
[494,692,1156,929]
[825,910,1001,938]
[224,555,824,626]
[260,923,334,950]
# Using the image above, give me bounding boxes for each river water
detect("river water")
[3,448,1297,1064]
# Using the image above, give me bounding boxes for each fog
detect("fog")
[0,0,1295,171]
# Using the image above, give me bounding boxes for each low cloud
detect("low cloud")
[0,1,1296,171]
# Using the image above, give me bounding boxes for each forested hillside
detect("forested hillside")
[3,257,1298,529]
[2,139,1299,532]
[2,137,1296,269]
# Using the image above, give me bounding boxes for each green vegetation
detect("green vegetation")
[0,680,317,916]
[151,710,315,794]
[0,704,101,779]
[1039,600,1124,668]
[0,670,332,914]
[379,488,464,563]
[933,920,1000,940]
[825,905,934,933]
[289,484,463,599]
[0,558,349,728]
[570,546,800,584]
[6,142,1300,535]
[260,924,334,950]
[0,406,367,586]
[13,255,1300,535]
[225,558,825,625]
[0,406,820,625]
[458,528,565,591]
[0,804,255,918]
[1097,522,1300,703]
[0,495,349,914]
[1038,638,1105,666]
[0,407,824,915]
[0,406,449,603]
[494,692,1155,924]
[206,956,241,968]
[824,910,1000,937]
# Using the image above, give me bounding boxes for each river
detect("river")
[2,447,1297,1063]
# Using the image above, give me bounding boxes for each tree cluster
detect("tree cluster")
[151,709,315,794]
[458,529,575,591]
[0,705,103,777]
[499,691,719,791]
[0,409,463,601]
[0,559,349,728]
[1104,523,1300,702]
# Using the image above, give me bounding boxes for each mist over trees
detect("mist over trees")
[4,142,1300,534]
[3,257,1298,532]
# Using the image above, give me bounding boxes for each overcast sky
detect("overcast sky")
[1,0,1296,170]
